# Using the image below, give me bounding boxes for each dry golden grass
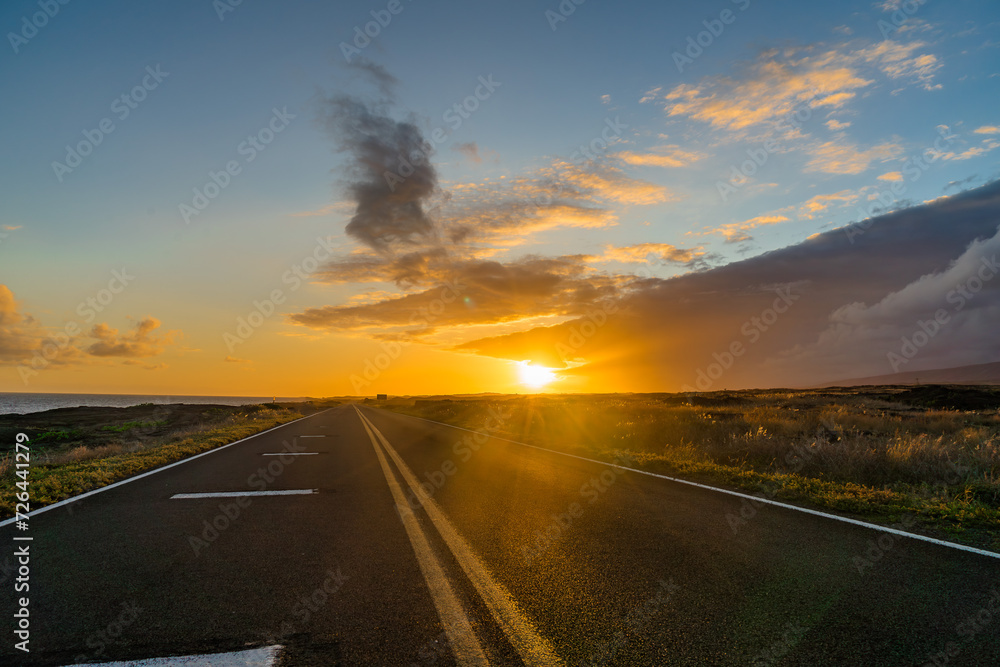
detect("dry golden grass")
[385,387,1000,548]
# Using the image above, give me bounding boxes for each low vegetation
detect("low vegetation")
[0,401,335,518]
[382,386,1000,551]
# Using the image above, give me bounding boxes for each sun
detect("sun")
[517,361,557,389]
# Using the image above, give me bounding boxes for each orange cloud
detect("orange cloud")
[552,161,674,206]
[0,285,180,376]
[660,40,939,133]
[87,317,180,358]
[855,40,941,89]
[613,146,706,168]
[291,255,625,335]
[595,242,705,264]
[804,138,900,174]
[798,190,859,218]
[709,215,790,243]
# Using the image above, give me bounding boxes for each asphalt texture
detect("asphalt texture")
[1,404,998,666]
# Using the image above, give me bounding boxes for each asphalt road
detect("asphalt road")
[2,404,999,666]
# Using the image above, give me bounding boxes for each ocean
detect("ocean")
[0,393,311,415]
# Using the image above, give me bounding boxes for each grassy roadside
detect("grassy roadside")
[0,401,337,519]
[379,388,1000,553]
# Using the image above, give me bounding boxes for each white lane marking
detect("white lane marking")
[371,407,1000,561]
[170,490,317,499]
[355,409,489,666]
[0,410,333,528]
[261,452,319,456]
[61,644,280,666]
[356,408,563,666]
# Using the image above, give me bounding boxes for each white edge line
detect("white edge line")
[0,408,334,528]
[65,644,283,666]
[261,452,320,456]
[171,490,317,499]
[299,435,327,437]
[364,406,1000,561]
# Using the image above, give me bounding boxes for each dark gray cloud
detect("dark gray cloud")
[457,180,1000,389]
[316,93,438,252]
[345,58,399,98]
[290,254,623,332]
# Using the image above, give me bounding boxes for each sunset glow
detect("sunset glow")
[517,362,557,389]
[1,1,999,397]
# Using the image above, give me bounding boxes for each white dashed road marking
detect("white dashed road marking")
[170,490,317,499]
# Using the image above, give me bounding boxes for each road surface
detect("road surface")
[2,403,998,665]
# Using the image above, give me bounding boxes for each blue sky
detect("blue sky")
[1,0,999,395]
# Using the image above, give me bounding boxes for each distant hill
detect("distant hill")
[818,360,1000,387]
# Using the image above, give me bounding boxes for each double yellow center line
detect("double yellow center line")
[354,406,562,666]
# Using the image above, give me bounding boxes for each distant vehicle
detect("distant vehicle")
[376,394,387,400]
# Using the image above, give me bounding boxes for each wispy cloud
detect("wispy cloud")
[594,242,705,264]
[452,142,482,163]
[804,137,901,174]
[798,190,860,218]
[613,146,706,168]
[709,215,790,243]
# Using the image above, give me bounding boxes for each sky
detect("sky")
[1,0,999,396]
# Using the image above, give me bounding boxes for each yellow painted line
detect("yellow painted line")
[355,408,489,666]
[356,408,563,666]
